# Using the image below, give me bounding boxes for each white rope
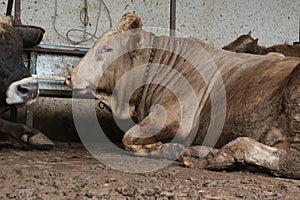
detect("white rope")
[53,0,112,45]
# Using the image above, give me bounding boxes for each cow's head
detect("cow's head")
[222,31,267,55]
[66,13,145,114]
[0,15,38,106]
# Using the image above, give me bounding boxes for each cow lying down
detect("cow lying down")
[222,31,300,58]
[66,13,300,179]
[0,15,54,149]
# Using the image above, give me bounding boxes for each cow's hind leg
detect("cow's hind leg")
[0,117,54,149]
[205,137,286,171]
[184,137,300,179]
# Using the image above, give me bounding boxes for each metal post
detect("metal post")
[294,19,300,45]
[26,104,34,127]
[25,50,38,127]
[170,0,176,36]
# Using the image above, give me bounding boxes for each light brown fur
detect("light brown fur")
[68,13,300,179]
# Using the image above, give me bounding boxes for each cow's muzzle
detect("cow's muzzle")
[6,77,39,105]
[65,75,72,87]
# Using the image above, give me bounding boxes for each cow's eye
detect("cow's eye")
[102,46,113,53]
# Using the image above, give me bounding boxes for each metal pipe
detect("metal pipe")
[14,0,22,25]
[6,0,13,16]
[294,19,300,45]
[170,0,176,36]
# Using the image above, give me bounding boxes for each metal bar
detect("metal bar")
[294,19,300,44]
[32,75,66,81]
[14,0,22,25]
[26,104,34,127]
[23,46,88,56]
[170,0,176,36]
[29,51,37,74]
[6,0,13,16]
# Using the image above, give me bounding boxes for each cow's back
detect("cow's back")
[188,40,300,147]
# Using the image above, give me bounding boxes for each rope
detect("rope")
[53,0,112,45]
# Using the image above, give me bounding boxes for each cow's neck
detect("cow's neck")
[107,33,155,119]
[134,37,157,118]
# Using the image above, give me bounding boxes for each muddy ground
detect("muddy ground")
[0,143,299,200]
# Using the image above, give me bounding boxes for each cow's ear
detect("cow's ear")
[128,33,143,57]
[118,12,143,32]
[245,38,259,52]
[253,38,259,45]
[247,31,252,36]
[248,38,258,46]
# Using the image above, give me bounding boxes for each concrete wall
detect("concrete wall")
[0,0,299,141]
[1,0,298,47]
[177,0,299,47]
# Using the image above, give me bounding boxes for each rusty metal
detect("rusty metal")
[13,0,45,48]
[28,51,37,74]
[170,0,176,36]
[24,45,88,56]
[14,0,21,25]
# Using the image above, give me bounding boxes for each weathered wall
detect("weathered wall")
[0,0,298,47]
[177,0,299,47]
[0,0,299,141]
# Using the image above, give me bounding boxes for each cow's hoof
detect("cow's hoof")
[205,149,235,170]
[27,133,55,150]
[161,143,186,160]
[182,156,208,169]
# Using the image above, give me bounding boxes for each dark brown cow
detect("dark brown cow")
[266,44,300,57]
[223,32,300,58]
[222,31,266,54]
[67,13,300,179]
[0,15,54,149]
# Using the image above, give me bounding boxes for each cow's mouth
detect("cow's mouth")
[6,77,39,105]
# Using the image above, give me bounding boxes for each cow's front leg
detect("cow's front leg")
[0,117,54,150]
[122,107,185,160]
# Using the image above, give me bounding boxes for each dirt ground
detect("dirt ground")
[0,143,299,200]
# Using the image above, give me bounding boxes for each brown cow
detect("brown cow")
[222,31,266,54]
[223,32,300,58]
[66,13,300,179]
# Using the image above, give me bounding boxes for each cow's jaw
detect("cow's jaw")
[6,77,39,105]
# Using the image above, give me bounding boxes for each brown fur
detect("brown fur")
[223,32,300,58]
[222,32,266,54]
[266,44,300,57]
[68,13,300,179]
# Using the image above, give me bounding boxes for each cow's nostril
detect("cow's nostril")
[17,85,29,95]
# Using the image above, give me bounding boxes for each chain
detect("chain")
[134,37,157,118]
[98,101,112,113]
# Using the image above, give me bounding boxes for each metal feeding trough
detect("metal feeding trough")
[6,0,45,47]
